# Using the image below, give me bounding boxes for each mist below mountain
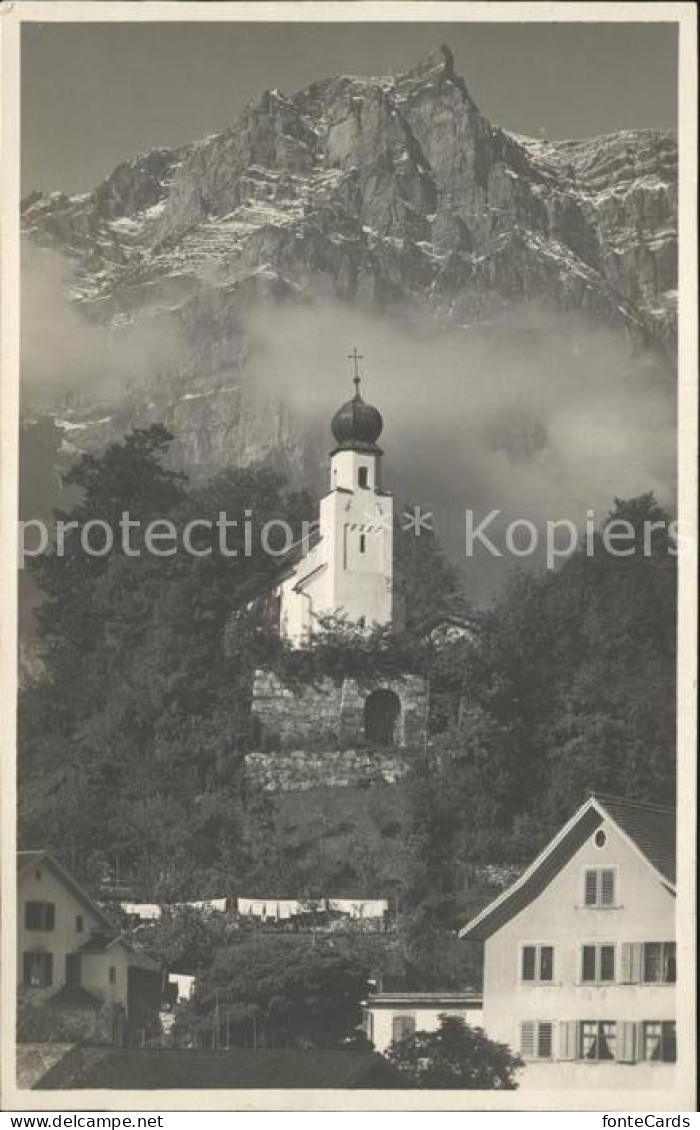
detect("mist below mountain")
[20,45,677,602]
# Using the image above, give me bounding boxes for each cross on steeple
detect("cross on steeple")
[347,347,363,392]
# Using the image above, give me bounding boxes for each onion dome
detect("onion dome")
[331,376,384,453]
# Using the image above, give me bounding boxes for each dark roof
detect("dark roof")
[460,794,676,942]
[368,991,482,1009]
[47,986,102,1011]
[78,930,122,953]
[17,850,117,933]
[127,948,162,973]
[267,526,323,585]
[331,379,384,455]
[78,930,161,972]
[593,794,676,884]
[36,1047,401,1090]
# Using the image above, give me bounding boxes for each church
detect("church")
[249,354,428,763]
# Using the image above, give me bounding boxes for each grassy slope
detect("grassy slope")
[265,782,409,899]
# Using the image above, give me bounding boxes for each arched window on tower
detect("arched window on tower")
[358,466,369,488]
[359,533,366,554]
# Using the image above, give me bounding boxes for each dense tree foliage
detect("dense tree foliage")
[18,428,449,899]
[438,493,676,826]
[387,1015,522,1089]
[19,428,315,894]
[175,935,370,1049]
[18,425,676,1001]
[398,493,676,984]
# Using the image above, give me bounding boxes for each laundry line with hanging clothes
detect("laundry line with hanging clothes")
[120,896,390,922]
[234,897,389,920]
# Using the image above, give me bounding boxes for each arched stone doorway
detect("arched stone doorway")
[364,688,401,747]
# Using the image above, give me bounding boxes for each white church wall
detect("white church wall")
[330,449,381,492]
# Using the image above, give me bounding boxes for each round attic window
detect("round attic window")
[594,829,607,849]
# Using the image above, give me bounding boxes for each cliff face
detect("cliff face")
[21,44,677,477]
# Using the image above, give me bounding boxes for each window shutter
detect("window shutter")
[584,870,598,905]
[45,903,55,931]
[664,942,676,983]
[540,946,554,981]
[618,1021,638,1063]
[558,1020,578,1060]
[520,1021,535,1059]
[635,1022,645,1062]
[581,945,596,981]
[600,869,615,905]
[600,945,616,981]
[522,946,536,981]
[661,1021,677,1063]
[538,1022,553,1058]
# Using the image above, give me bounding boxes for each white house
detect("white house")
[459,795,676,1092]
[364,991,483,1054]
[17,850,160,1043]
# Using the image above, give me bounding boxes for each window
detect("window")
[520,1021,553,1060]
[391,1014,416,1044]
[643,1021,676,1063]
[521,945,554,983]
[581,1020,616,1061]
[358,467,369,488]
[24,901,55,931]
[643,942,676,984]
[65,953,81,988]
[359,533,366,554]
[23,952,53,988]
[108,966,117,985]
[594,829,607,848]
[76,915,84,933]
[584,868,616,906]
[581,944,616,983]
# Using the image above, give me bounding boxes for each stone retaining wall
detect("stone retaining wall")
[250,671,428,751]
[245,746,415,792]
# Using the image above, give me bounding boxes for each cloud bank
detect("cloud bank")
[245,298,676,598]
[19,247,677,602]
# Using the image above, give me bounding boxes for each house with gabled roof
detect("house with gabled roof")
[17,850,161,1045]
[459,795,676,1091]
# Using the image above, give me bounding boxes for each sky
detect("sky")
[21,20,678,195]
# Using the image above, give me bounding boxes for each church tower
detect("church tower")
[278,353,393,644]
[250,351,428,766]
[320,369,393,629]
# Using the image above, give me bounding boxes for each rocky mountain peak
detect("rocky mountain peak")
[21,45,677,501]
